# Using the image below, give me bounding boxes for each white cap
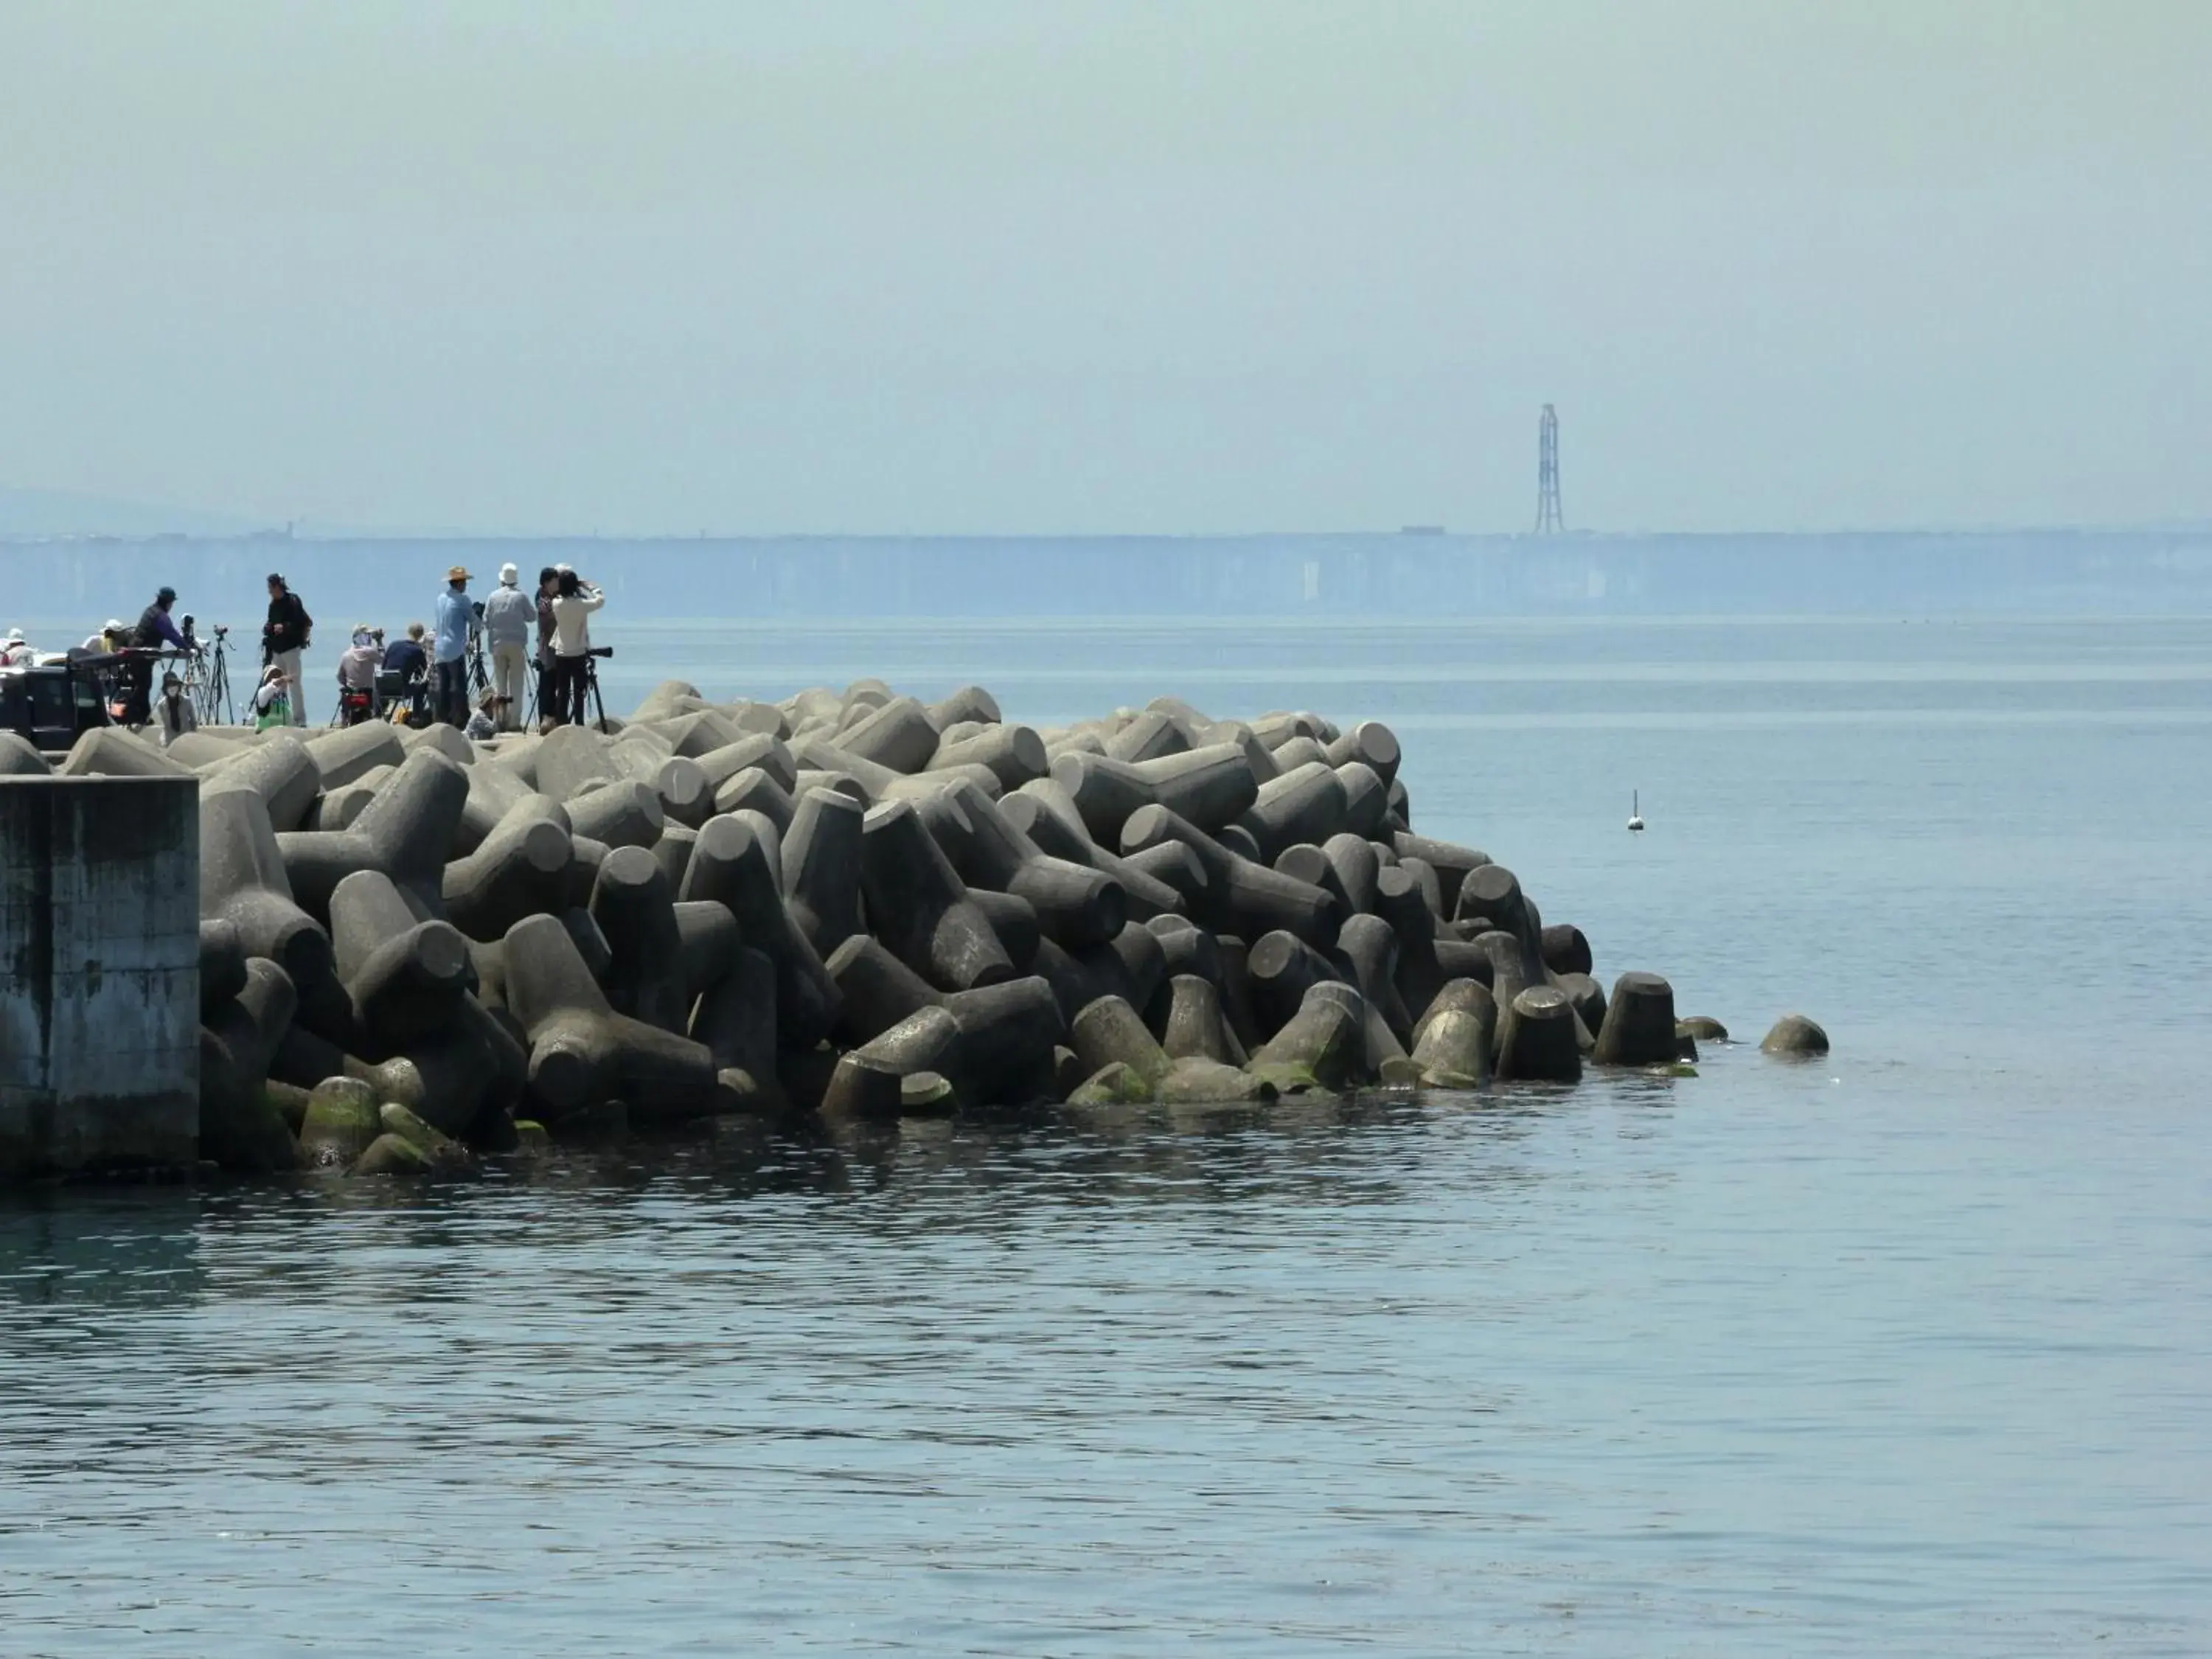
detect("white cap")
[5,627,21,641]
[554,563,573,575]
[499,562,519,585]
[105,618,124,633]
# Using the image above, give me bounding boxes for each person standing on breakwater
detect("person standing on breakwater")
[432,566,473,728]
[547,568,604,728]
[481,563,535,732]
[124,585,188,725]
[532,567,559,723]
[262,573,311,727]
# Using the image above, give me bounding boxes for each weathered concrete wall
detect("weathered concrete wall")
[0,776,198,1176]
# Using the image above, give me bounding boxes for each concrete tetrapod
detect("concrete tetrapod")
[198,785,338,1003]
[206,733,324,832]
[199,919,248,1018]
[1495,986,1582,1083]
[858,799,1016,993]
[329,869,473,1054]
[564,779,665,852]
[1068,995,1173,1093]
[1231,761,1351,865]
[1324,720,1401,789]
[442,796,571,942]
[305,722,408,793]
[1395,832,1489,915]
[1333,913,1413,1046]
[1540,923,1594,978]
[1245,929,1343,1040]
[58,728,193,779]
[825,934,945,1046]
[820,1005,964,1119]
[780,786,866,956]
[1760,1014,1830,1059]
[966,887,1040,973]
[940,975,1065,1107]
[1119,804,1339,950]
[501,913,718,1125]
[1590,972,1682,1066]
[679,813,841,1051]
[1557,973,1609,1046]
[838,695,942,774]
[276,748,470,922]
[1049,743,1262,845]
[1158,974,1248,1067]
[928,723,1048,790]
[0,731,51,776]
[587,845,692,1034]
[201,957,302,1172]
[919,779,1127,950]
[1248,981,1366,1094]
[689,945,785,1112]
[998,784,1186,922]
[674,900,739,994]
[1408,979,1495,1088]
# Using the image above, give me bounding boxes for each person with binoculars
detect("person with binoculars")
[544,567,606,728]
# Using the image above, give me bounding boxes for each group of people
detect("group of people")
[12,562,608,742]
[326,561,606,734]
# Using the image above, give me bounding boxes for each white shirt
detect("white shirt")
[552,587,604,657]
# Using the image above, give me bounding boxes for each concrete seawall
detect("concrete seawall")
[0,775,199,1177]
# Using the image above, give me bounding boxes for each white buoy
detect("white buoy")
[1627,790,1644,832]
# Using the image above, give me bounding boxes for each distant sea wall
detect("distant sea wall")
[4,529,2210,630]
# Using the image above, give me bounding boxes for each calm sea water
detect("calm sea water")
[5,615,2209,1655]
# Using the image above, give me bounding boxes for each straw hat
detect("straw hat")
[447,564,471,582]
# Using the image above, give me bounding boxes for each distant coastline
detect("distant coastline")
[4,527,2209,625]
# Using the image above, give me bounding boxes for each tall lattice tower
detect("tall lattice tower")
[1535,404,1564,533]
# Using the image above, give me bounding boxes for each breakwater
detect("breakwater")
[0,684,1823,1180]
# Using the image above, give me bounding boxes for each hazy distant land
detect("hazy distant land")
[3,526,2208,627]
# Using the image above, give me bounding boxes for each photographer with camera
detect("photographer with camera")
[546,568,605,728]
[122,585,189,725]
[262,573,311,727]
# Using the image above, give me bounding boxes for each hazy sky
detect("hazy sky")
[2,1,2207,535]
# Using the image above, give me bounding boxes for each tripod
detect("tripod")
[466,625,490,699]
[580,648,610,733]
[186,631,235,726]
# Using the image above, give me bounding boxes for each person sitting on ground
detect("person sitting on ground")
[250,664,291,731]
[153,671,198,748]
[463,686,501,742]
[0,627,31,667]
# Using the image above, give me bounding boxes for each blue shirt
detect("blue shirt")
[434,588,472,663]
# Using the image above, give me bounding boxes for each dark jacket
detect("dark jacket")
[265,588,310,657]
[381,638,428,683]
[134,602,187,652]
